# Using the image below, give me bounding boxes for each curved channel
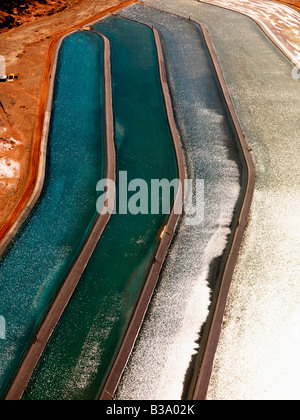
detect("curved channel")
[22,16,179,400]
[115,4,245,400]
[0,31,106,398]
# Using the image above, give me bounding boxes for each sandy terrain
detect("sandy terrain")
[201,0,300,70]
[0,1,77,34]
[274,0,300,12]
[0,0,132,247]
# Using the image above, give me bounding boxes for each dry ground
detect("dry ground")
[274,0,300,12]
[0,1,77,34]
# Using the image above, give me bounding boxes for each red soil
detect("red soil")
[273,0,300,12]
[0,1,78,34]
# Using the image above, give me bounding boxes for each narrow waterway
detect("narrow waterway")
[0,31,106,398]
[114,5,242,400]
[23,16,178,400]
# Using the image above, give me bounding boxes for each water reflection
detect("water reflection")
[116,5,242,400]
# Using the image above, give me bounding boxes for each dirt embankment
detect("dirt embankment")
[274,0,300,12]
[0,1,78,34]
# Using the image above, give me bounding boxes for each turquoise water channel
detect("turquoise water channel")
[23,16,178,400]
[0,31,106,398]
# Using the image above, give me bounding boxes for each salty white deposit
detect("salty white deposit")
[0,158,20,179]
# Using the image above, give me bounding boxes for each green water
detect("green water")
[23,16,178,400]
[0,31,106,398]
